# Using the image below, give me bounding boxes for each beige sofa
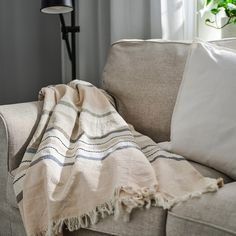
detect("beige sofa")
[1,39,236,236]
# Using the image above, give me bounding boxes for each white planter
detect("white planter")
[198,14,236,40]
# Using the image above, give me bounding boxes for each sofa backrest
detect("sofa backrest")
[102,39,236,142]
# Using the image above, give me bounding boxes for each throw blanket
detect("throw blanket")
[13,80,223,236]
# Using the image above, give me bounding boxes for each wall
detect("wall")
[62,0,162,85]
[0,0,62,105]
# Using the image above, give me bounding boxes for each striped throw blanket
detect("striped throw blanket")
[13,80,223,236]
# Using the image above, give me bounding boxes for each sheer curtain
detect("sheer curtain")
[161,0,197,40]
[62,0,197,84]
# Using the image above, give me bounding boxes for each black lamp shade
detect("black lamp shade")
[41,0,73,14]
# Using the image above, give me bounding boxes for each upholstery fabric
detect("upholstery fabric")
[102,40,190,142]
[0,112,27,236]
[167,182,236,236]
[0,102,42,172]
[0,113,12,236]
[102,39,236,143]
[85,206,166,236]
[190,162,232,184]
[1,39,236,236]
[170,42,236,179]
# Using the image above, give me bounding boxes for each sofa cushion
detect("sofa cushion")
[102,39,236,143]
[86,206,166,236]
[102,40,190,142]
[170,41,236,179]
[166,182,236,236]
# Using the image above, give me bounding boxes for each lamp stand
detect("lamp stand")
[59,0,79,80]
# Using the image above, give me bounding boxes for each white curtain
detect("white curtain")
[161,0,197,40]
[62,0,196,84]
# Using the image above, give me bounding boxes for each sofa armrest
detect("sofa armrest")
[0,101,42,173]
[0,101,41,235]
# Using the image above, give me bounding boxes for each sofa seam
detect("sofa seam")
[111,40,192,47]
[111,38,236,47]
[168,211,236,235]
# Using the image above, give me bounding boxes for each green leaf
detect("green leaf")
[206,0,212,5]
[218,2,227,7]
[233,18,236,23]
[211,8,220,14]
[230,9,236,16]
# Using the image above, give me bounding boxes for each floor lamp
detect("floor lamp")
[41,0,80,80]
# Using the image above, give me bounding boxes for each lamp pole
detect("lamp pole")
[41,0,80,81]
[71,0,76,80]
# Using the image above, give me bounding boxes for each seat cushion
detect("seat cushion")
[85,206,166,236]
[62,207,166,236]
[166,182,236,236]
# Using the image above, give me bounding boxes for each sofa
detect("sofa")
[1,39,236,236]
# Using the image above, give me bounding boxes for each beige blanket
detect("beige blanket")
[13,80,222,236]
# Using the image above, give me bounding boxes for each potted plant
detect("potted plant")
[200,0,236,29]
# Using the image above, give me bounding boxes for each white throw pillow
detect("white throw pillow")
[170,41,236,179]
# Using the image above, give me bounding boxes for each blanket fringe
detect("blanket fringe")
[157,178,222,210]
[31,179,221,236]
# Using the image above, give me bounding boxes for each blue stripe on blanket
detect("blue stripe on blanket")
[149,155,185,163]
[26,148,37,154]
[58,100,117,118]
[146,149,161,158]
[28,145,140,168]
[40,133,133,150]
[81,108,117,118]
[34,141,138,158]
[141,144,158,151]
[45,126,131,142]
[16,191,23,203]
[13,151,186,188]
[58,101,79,113]
[13,174,26,185]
